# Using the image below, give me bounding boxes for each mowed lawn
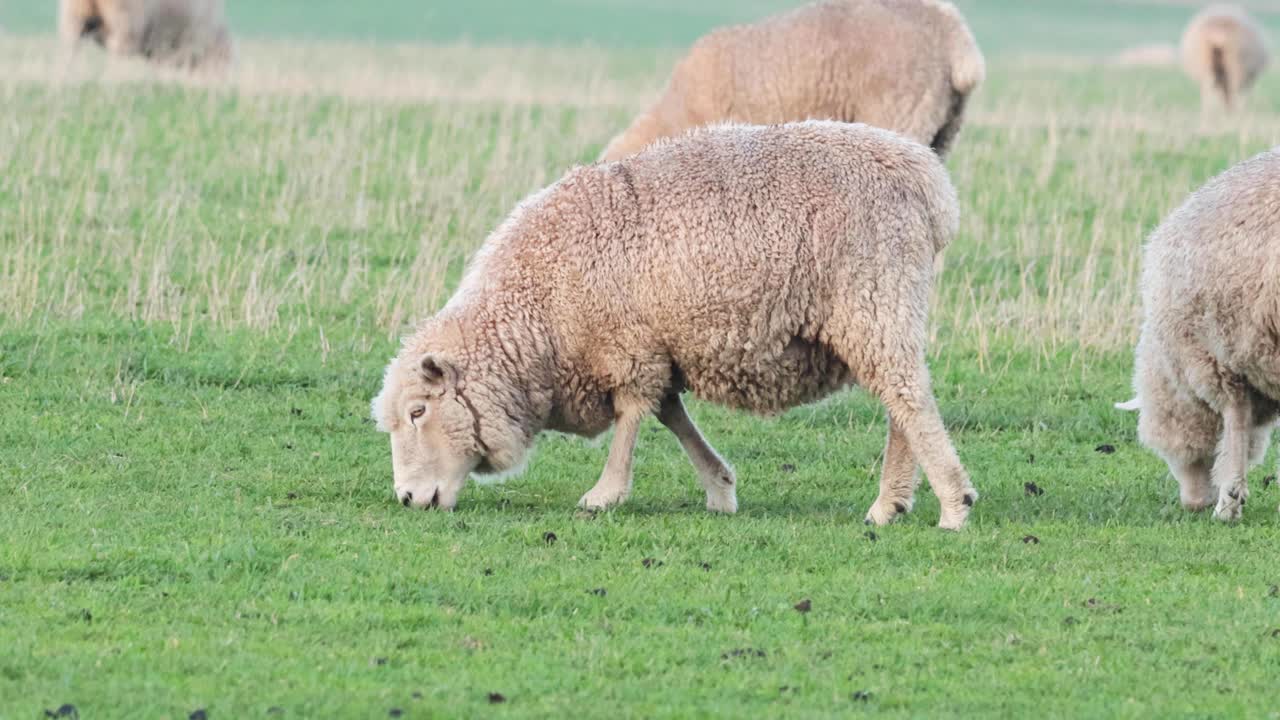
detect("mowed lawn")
[5,2,1280,718]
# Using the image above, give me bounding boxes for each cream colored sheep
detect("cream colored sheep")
[599,0,985,161]
[373,121,978,530]
[1118,148,1280,521]
[1110,43,1179,67]
[59,0,233,71]
[60,0,135,56]
[1180,4,1269,111]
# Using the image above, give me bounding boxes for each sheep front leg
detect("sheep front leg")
[865,417,919,525]
[578,401,646,511]
[656,393,737,513]
[1212,397,1252,522]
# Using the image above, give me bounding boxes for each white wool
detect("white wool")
[370,357,400,433]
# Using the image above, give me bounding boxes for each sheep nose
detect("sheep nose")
[397,489,441,509]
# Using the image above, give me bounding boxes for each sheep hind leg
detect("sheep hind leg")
[857,361,977,530]
[1211,396,1253,522]
[58,0,87,52]
[656,393,737,513]
[1198,81,1221,121]
[1247,421,1276,514]
[1249,422,1273,468]
[99,0,144,56]
[578,400,646,511]
[865,416,919,526]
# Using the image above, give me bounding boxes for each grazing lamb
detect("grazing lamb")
[1180,4,1269,111]
[1118,148,1280,521]
[598,0,985,161]
[372,121,978,530]
[59,0,233,71]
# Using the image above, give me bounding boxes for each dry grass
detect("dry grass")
[0,36,671,106]
[4,35,1280,362]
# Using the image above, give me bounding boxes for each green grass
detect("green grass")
[7,0,1280,53]
[6,1,1280,718]
[6,328,1280,718]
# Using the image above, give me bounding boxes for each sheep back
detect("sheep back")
[467,121,957,418]
[600,0,984,161]
[1180,4,1270,106]
[1137,148,1280,455]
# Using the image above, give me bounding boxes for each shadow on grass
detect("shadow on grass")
[399,477,1280,530]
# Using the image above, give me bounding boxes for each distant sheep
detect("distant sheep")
[59,0,233,71]
[1110,43,1178,67]
[599,0,985,161]
[373,121,978,529]
[1180,4,1269,111]
[1118,148,1280,521]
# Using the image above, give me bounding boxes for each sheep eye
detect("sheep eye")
[409,407,426,423]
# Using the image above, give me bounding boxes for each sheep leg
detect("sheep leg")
[1211,397,1252,522]
[876,384,977,530]
[578,401,646,511]
[1197,81,1218,120]
[1249,423,1273,467]
[99,1,144,56]
[1169,456,1215,511]
[656,393,737,513]
[1248,422,1275,514]
[58,0,87,52]
[865,416,919,526]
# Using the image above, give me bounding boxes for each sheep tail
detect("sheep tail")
[917,157,960,254]
[935,1,985,94]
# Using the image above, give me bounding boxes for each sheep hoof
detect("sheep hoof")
[699,467,737,513]
[864,498,911,526]
[1213,490,1247,523]
[705,490,738,514]
[577,487,629,511]
[1213,505,1243,522]
[937,489,977,531]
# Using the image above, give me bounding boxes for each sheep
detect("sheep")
[598,0,985,162]
[1110,43,1178,68]
[58,0,233,71]
[372,120,978,530]
[1180,4,1269,112]
[1118,148,1280,522]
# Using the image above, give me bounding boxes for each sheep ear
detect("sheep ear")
[419,354,456,388]
[1114,398,1141,412]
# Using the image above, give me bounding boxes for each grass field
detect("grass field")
[5,1,1280,718]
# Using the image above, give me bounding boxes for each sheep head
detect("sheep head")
[372,335,533,510]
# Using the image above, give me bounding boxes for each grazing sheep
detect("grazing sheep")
[58,0,233,71]
[599,0,985,161]
[1180,4,1269,111]
[1118,148,1280,521]
[373,121,978,530]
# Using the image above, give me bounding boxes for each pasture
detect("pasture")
[3,1,1280,717]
